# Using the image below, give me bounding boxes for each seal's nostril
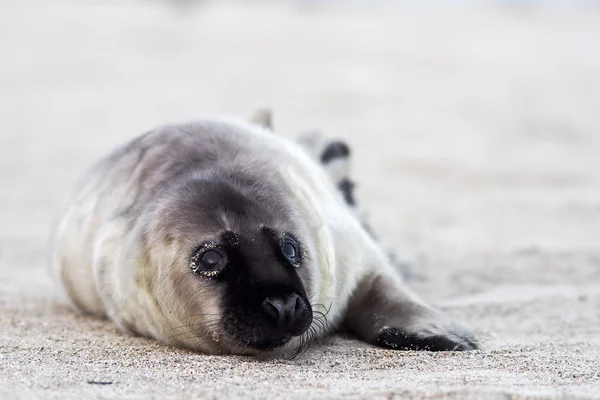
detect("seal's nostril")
[294,296,302,313]
[262,298,284,322]
[291,294,305,321]
[262,294,306,330]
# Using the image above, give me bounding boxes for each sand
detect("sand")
[1,1,600,399]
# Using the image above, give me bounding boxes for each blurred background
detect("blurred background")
[2,1,600,397]
[1,0,600,307]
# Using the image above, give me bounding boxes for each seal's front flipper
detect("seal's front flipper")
[345,274,479,351]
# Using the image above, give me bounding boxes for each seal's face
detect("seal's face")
[146,175,316,355]
[190,228,313,351]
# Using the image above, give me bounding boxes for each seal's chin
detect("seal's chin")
[246,336,293,351]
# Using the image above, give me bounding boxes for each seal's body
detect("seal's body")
[52,117,478,355]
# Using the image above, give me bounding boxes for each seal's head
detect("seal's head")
[140,169,316,355]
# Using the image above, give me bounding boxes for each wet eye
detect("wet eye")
[281,241,298,263]
[190,246,227,278]
[201,250,223,269]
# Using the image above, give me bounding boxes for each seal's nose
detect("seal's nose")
[262,293,308,333]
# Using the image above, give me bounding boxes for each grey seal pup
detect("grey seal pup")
[51,111,478,355]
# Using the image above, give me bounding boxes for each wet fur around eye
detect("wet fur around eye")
[279,235,304,267]
[189,243,228,279]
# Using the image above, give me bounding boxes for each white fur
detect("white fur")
[51,118,399,354]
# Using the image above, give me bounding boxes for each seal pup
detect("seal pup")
[51,112,479,355]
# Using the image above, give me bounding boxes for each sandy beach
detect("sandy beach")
[1,1,599,398]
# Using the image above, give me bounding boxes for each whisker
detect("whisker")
[285,300,333,359]
[311,303,329,312]
[165,320,222,341]
[168,318,220,331]
[182,313,222,320]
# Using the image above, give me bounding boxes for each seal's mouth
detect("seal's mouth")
[246,335,292,351]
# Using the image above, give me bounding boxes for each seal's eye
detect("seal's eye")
[281,241,299,264]
[190,246,227,278]
[201,250,223,269]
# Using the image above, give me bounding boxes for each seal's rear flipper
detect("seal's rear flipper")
[248,108,415,279]
[296,130,418,280]
[345,274,479,351]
